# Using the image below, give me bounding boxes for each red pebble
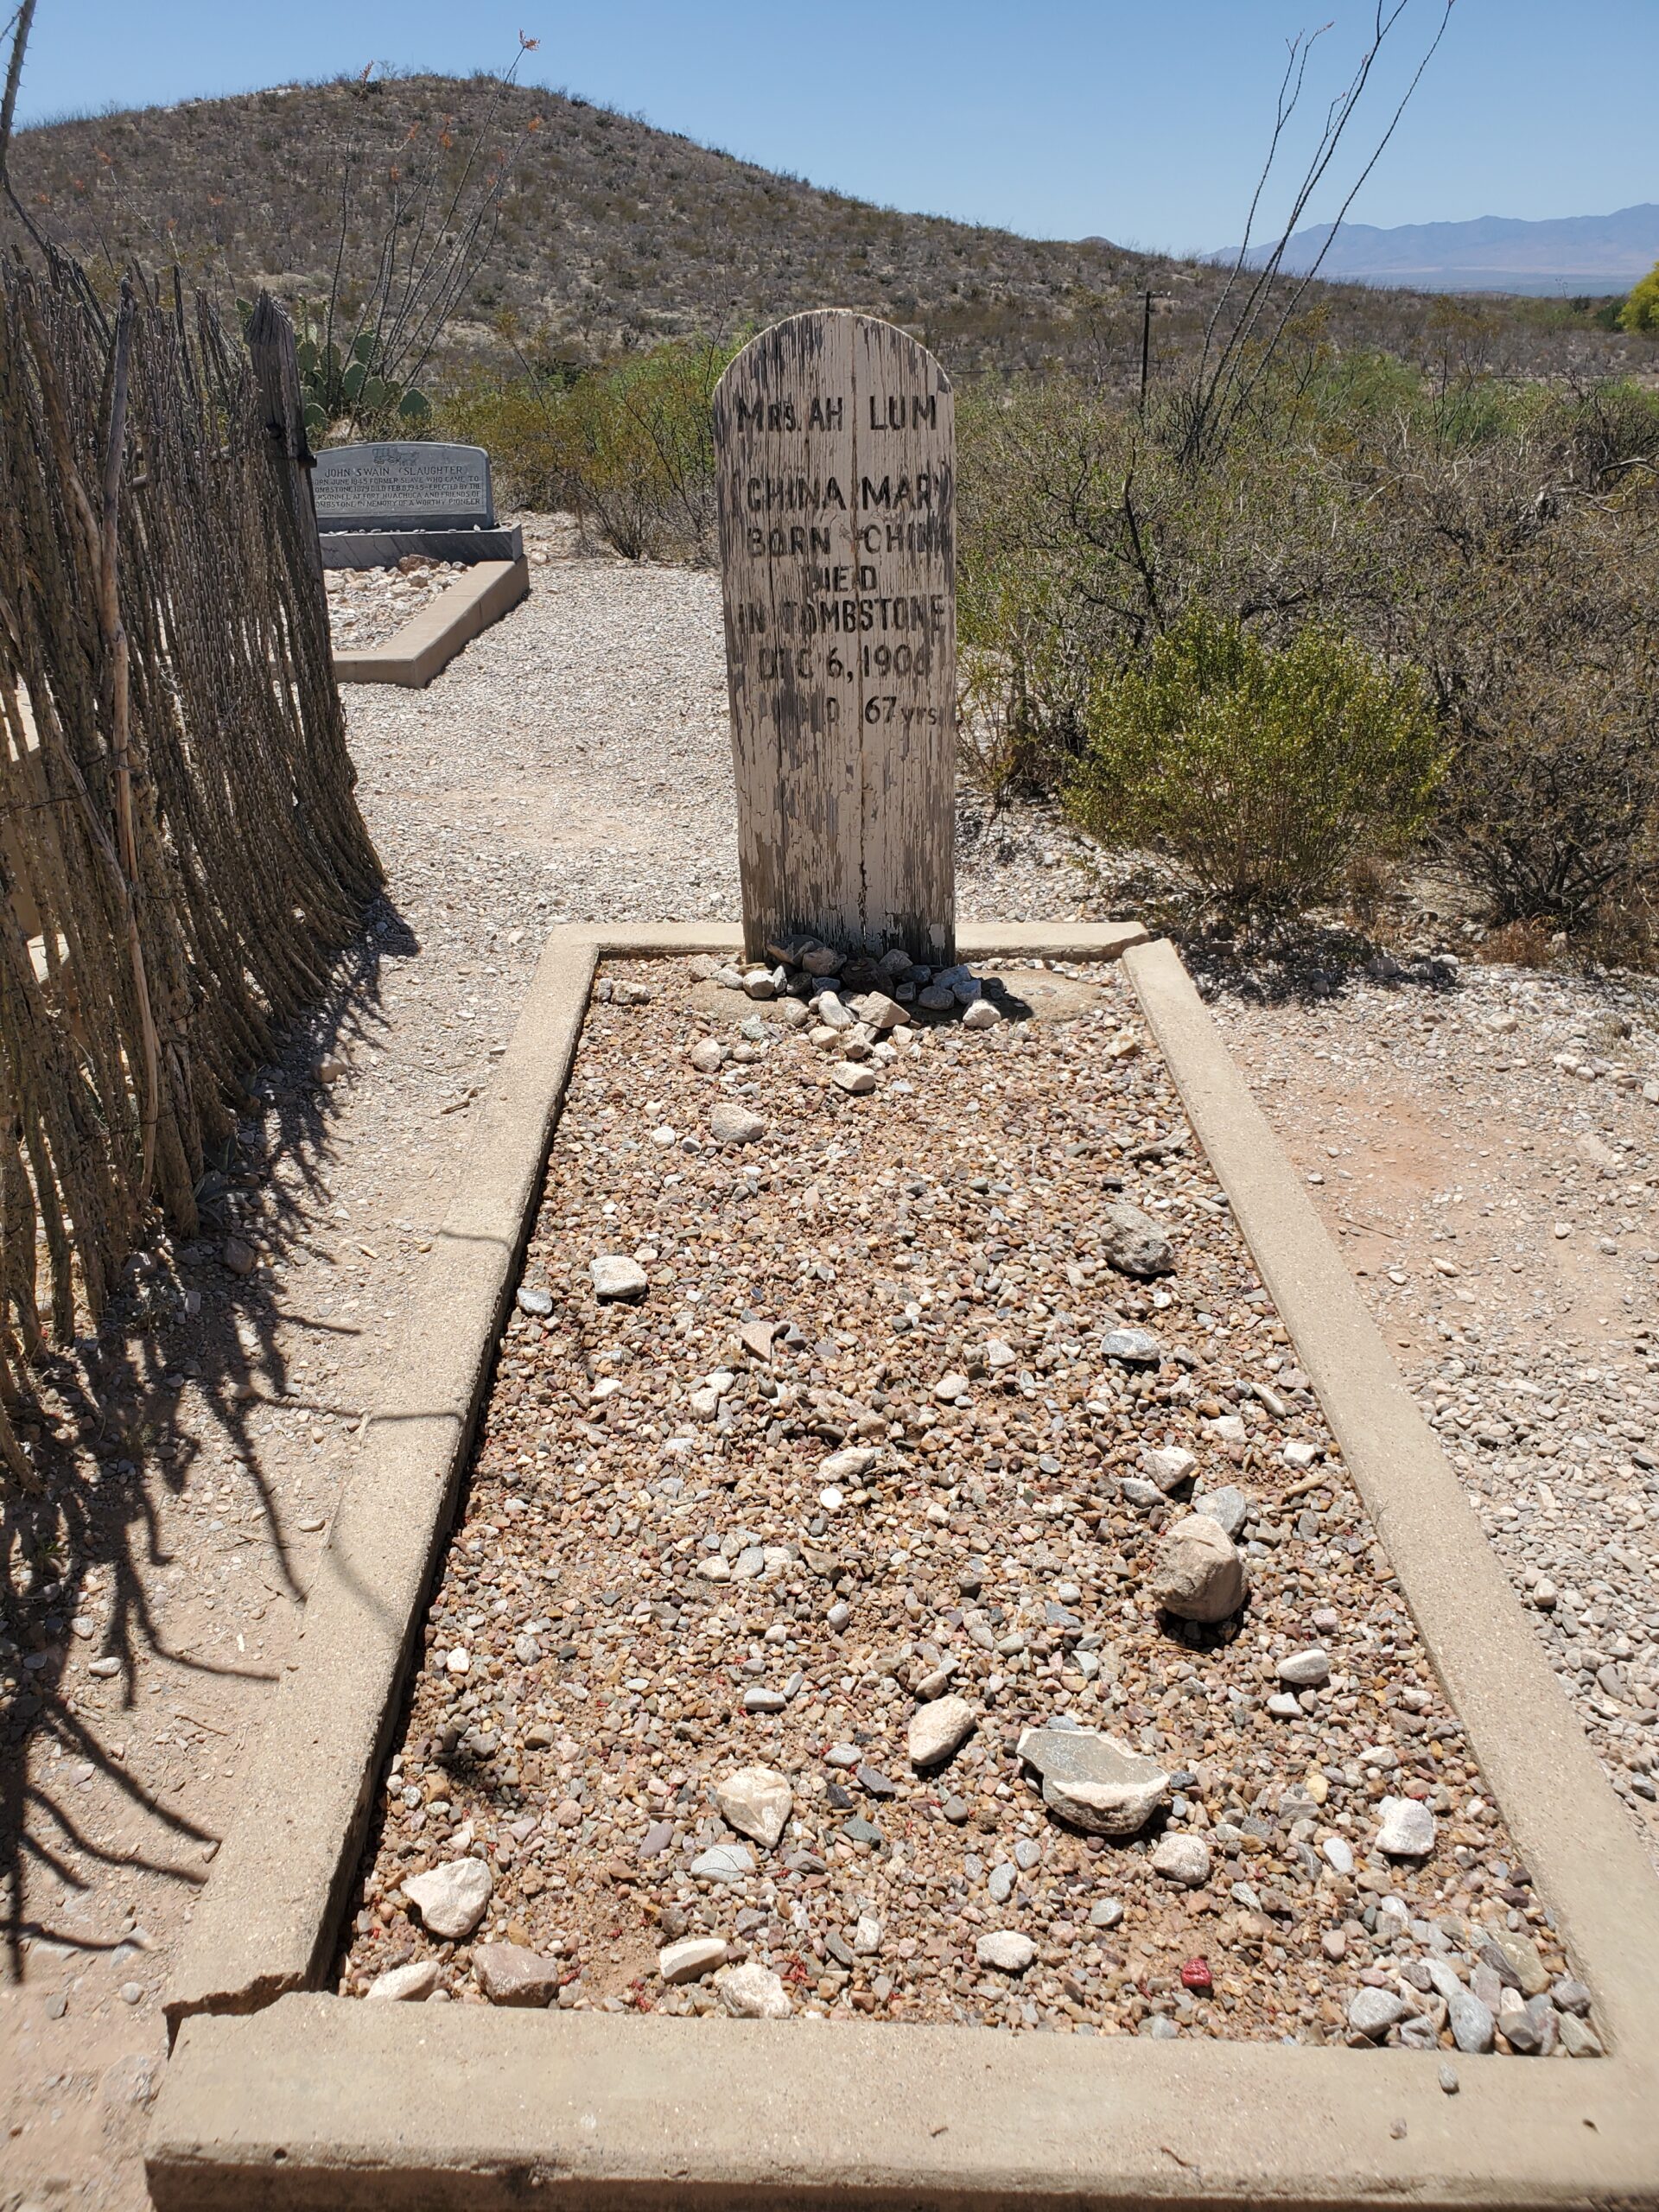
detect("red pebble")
[1180,1956,1213,1993]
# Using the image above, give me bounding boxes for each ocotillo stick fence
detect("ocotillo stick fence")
[0,253,380,1485]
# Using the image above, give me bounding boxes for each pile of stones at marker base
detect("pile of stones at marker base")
[324,556,464,650]
[343,955,1599,2055]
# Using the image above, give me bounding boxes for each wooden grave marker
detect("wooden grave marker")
[714,311,955,965]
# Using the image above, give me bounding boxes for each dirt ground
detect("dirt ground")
[3,536,1655,2209]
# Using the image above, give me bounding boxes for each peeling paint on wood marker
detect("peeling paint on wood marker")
[714,310,956,965]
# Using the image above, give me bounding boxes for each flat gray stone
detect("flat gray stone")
[690,1842,755,1883]
[1103,1329,1163,1365]
[1099,1200,1175,1278]
[1276,1648,1331,1687]
[1191,1484,1248,1537]
[1446,1986,1496,2054]
[314,440,494,531]
[1348,1986,1406,2039]
[1018,1726,1168,1835]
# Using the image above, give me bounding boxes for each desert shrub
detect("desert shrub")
[440,365,575,507]
[439,335,738,560]
[1478,918,1554,968]
[1378,418,1659,946]
[1065,613,1444,915]
[557,338,735,559]
[957,368,1404,798]
[957,380,1161,791]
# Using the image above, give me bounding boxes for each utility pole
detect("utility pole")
[1140,288,1154,410]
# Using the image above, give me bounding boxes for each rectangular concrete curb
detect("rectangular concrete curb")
[147,927,1659,2209]
[1122,936,1659,2055]
[333,557,530,688]
[149,1993,1658,2212]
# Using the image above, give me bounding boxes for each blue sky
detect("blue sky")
[11,0,1656,251]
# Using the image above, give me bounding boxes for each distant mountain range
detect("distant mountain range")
[1221,203,1659,295]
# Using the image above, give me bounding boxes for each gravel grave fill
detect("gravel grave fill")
[341,954,1598,2055]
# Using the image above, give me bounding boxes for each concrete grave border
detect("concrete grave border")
[333,556,530,689]
[147,925,1659,2210]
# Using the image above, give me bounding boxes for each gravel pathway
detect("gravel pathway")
[340,953,1594,2057]
[1212,962,1659,1853]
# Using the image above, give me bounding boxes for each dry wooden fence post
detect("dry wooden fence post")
[246,291,325,586]
[713,310,956,966]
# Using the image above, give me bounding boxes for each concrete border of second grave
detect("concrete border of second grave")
[146,925,1659,2212]
[333,556,530,689]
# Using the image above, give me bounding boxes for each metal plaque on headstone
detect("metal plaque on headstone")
[313,442,495,533]
[714,311,955,965]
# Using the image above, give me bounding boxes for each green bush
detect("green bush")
[1066,614,1445,914]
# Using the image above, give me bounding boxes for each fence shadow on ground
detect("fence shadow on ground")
[0,892,418,1977]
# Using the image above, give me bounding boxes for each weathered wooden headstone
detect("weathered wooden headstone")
[714,311,955,965]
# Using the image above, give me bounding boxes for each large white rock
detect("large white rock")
[658,1936,729,1984]
[715,1764,793,1849]
[820,1445,880,1484]
[830,1062,876,1096]
[1141,1446,1197,1493]
[403,1858,493,1941]
[710,1102,766,1146]
[1376,1796,1437,1857]
[976,1930,1035,1973]
[717,1961,792,2018]
[1147,1515,1248,1623]
[1150,1834,1212,1887]
[590,1254,647,1302]
[908,1695,976,1767]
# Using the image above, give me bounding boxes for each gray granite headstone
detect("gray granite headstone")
[314,442,494,533]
